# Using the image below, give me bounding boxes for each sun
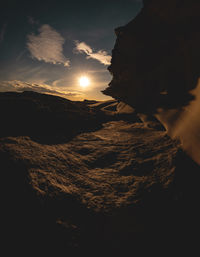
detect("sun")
[79,76,90,89]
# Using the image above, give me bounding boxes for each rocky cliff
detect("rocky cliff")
[103,0,200,113]
[103,0,200,165]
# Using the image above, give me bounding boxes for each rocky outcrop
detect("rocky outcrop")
[1,90,200,255]
[103,0,200,113]
[2,120,200,255]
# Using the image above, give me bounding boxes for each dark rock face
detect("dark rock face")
[103,0,200,113]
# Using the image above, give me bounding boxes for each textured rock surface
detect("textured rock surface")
[103,0,200,113]
[1,117,200,255]
[0,121,180,212]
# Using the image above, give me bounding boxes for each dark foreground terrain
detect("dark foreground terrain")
[1,91,200,256]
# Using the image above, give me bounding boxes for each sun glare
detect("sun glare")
[79,76,90,88]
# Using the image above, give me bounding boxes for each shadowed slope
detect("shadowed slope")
[0,91,107,144]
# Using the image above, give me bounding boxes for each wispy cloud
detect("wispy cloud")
[0,80,83,100]
[27,24,70,67]
[74,41,111,66]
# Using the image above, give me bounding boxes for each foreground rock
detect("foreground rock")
[1,120,200,255]
[103,0,200,113]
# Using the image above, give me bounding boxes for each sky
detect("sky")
[0,0,142,101]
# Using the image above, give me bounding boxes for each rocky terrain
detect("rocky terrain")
[2,0,200,256]
[1,91,200,256]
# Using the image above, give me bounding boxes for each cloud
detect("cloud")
[27,25,70,67]
[74,41,111,65]
[0,80,83,100]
